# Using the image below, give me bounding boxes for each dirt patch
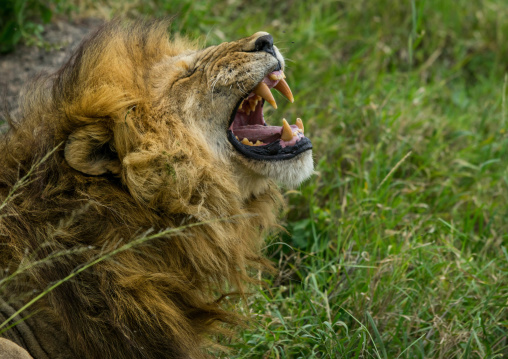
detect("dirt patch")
[0,18,103,119]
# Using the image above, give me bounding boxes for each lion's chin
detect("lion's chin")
[236,150,314,188]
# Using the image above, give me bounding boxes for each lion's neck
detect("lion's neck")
[232,164,272,201]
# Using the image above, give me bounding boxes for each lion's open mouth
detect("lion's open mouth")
[227,70,312,161]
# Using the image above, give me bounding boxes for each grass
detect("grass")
[2,0,508,357]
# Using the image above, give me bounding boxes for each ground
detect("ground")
[0,18,102,116]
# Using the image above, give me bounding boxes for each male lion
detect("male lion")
[0,20,313,358]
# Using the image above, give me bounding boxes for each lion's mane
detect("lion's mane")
[0,20,282,358]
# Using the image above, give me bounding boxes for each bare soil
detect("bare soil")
[0,18,103,117]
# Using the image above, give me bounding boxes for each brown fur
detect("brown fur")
[0,20,286,358]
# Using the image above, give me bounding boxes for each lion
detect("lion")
[0,20,313,358]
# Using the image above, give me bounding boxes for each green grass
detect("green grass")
[0,0,74,53]
[3,0,508,357]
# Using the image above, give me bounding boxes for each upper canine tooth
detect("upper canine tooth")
[296,118,304,132]
[253,82,277,109]
[274,78,294,103]
[281,118,294,141]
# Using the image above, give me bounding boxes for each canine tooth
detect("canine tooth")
[281,118,294,141]
[253,82,277,109]
[274,78,294,103]
[296,118,304,132]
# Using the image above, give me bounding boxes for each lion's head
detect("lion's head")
[63,25,313,193]
[0,20,313,359]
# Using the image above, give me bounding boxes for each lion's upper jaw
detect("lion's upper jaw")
[151,32,314,190]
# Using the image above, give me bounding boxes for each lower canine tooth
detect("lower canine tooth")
[281,118,294,141]
[296,118,304,132]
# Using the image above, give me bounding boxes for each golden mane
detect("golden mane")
[0,20,284,358]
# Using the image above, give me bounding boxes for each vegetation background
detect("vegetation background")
[1,0,508,357]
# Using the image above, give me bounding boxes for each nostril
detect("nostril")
[254,35,275,55]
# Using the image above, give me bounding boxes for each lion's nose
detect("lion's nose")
[254,34,275,57]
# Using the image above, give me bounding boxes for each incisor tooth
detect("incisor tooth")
[269,72,286,81]
[281,119,294,141]
[274,78,294,103]
[269,73,284,81]
[296,118,304,132]
[253,82,277,109]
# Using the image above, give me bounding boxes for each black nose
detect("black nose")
[254,35,275,56]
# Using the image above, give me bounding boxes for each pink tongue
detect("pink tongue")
[233,125,281,142]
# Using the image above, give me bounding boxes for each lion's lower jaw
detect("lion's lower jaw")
[237,150,314,188]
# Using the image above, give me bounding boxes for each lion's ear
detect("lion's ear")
[64,124,121,176]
